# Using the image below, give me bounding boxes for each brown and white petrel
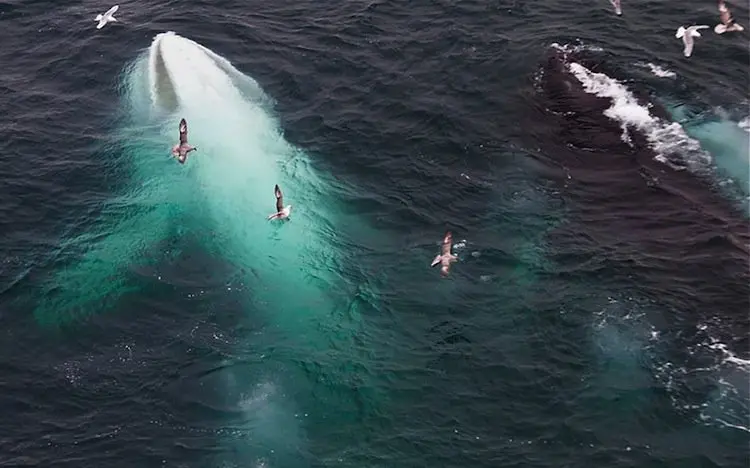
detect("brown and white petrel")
[431,231,458,277]
[267,184,292,220]
[171,118,197,164]
[715,0,744,33]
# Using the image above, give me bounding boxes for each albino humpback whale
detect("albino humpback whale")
[431,231,458,276]
[95,5,118,29]
[676,25,709,57]
[35,32,377,466]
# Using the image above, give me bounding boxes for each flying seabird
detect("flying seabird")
[610,0,622,16]
[95,5,118,30]
[171,118,197,164]
[675,25,709,57]
[267,184,292,220]
[715,0,744,33]
[430,231,458,277]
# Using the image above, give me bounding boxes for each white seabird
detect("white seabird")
[610,0,622,16]
[95,5,118,30]
[675,25,709,57]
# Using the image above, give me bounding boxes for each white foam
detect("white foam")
[567,62,711,171]
[637,62,677,79]
[705,415,750,433]
[550,42,605,54]
[738,116,750,132]
[707,336,750,368]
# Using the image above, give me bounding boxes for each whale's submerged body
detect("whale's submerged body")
[34,31,374,466]
[530,43,750,433]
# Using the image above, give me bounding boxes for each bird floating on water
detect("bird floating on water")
[715,0,744,34]
[675,25,709,57]
[95,5,118,29]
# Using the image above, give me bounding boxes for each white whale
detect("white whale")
[36,32,376,466]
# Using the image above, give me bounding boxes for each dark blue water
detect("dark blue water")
[1,0,748,466]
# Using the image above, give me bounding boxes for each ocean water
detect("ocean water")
[0,0,748,467]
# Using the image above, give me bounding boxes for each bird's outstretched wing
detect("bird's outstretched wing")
[274,184,284,212]
[179,118,188,145]
[105,5,119,17]
[441,231,453,256]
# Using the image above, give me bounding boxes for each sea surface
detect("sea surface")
[0,0,748,467]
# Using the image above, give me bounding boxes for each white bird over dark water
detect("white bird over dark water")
[675,25,709,57]
[95,5,118,29]
[715,0,744,34]
[610,0,622,16]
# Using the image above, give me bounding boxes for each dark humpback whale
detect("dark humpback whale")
[534,45,709,169]
[526,46,750,430]
[528,44,749,347]
[533,45,748,211]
